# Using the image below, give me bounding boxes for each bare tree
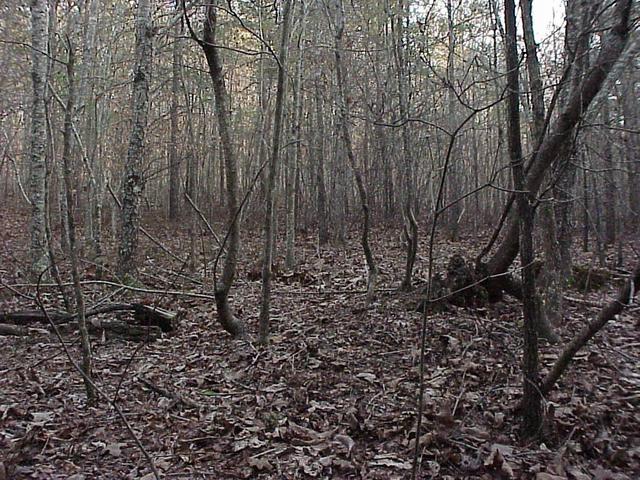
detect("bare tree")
[118,0,154,278]
[504,0,541,438]
[188,1,247,337]
[60,40,94,403]
[29,0,49,278]
[168,1,181,220]
[259,0,294,345]
[328,0,378,303]
[483,0,634,294]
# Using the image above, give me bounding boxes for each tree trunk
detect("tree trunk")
[602,98,617,245]
[29,0,50,278]
[330,0,378,303]
[394,0,418,291]
[521,0,560,340]
[61,43,95,404]
[168,5,181,220]
[622,68,639,231]
[118,0,154,277]
[444,0,462,241]
[504,0,542,438]
[484,0,633,283]
[259,0,294,345]
[314,83,329,246]
[199,2,246,338]
[285,9,305,270]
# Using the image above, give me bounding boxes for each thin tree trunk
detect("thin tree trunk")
[445,0,461,241]
[521,0,560,340]
[602,98,617,245]
[504,0,542,438]
[259,0,294,345]
[61,43,94,404]
[330,0,378,303]
[198,2,246,338]
[314,82,329,246]
[285,9,305,270]
[168,5,181,220]
[394,0,418,291]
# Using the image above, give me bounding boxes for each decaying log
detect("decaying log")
[0,303,178,332]
[0,323,28,336]
[87,319,162,342]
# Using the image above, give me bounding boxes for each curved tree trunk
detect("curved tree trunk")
[199,2,246,338]
[484,0,634,284]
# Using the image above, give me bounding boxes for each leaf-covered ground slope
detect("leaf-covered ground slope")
[1,206,638,479]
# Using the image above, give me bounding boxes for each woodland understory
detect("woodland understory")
[1,0,640,478]
[1,205,638,479]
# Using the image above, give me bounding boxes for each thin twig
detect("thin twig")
[34,269,160,480]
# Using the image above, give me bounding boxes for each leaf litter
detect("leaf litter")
[0,207,638,478]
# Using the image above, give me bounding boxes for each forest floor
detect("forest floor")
[0,205,639,479]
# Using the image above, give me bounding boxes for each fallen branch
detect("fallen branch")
[541,260,640,396]
[33,270,161,479]
[138,376,201,408]
[0,323,28,336]
[0,303,178,332]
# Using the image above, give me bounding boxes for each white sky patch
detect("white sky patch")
[531,0,565,41]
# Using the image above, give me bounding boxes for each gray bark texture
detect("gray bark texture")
[200,1,246,338]
[61,45,95,403]
[118,0,154,277]
[29,0,50,278]
[259,0,294,345]
[485,0,634,281]
[169,7,181,220]
[504,0,542,438]
[330,0,378,303]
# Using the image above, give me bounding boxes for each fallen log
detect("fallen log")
[0,303,178,332]
[87,319,162,342]
[0,323,28,336]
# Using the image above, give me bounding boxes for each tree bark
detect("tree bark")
[199,2,246,338]
[118,0,154,277]
[521,0,561,340]
[602,98,617,245]
[330,0,378,303]
[61,42,95,404]
[285,8,305,270]
[394,0,418,291]
[29,0,50,278]
[168,4,181,220]
[314,82,329,246]
[259,0,294,345]
[484,0,633,281]
[504,0,542,438]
